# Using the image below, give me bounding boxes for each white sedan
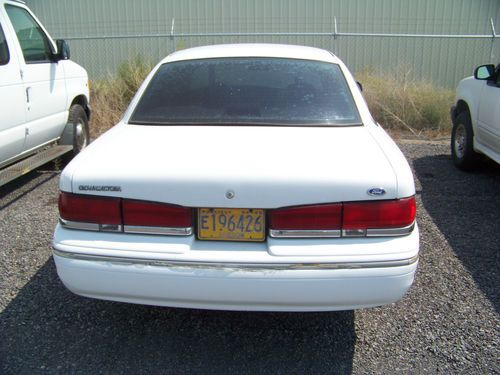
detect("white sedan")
[53,44,419,312]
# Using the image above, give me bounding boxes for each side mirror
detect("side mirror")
[356,81,363,92]
[474,64,495,80]
[52,39,71,61]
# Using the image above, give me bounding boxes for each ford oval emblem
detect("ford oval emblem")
[367,187,386,196]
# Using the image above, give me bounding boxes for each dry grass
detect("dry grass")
[356,68,455,137]
[89,58,455,139]
[90,56,153,139]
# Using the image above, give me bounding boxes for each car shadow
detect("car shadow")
[0,258,356,374]
[413,153,499,312]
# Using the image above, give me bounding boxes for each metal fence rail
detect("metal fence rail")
[64,16,498,41]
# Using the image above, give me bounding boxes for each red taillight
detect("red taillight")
[269,204,342,230]
[122,200,192,228]
[269,197,416,236]
[59,192,121,225]
[58,193,193,233]
[343,197,416,229]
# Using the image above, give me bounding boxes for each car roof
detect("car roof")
[163,43,341,64]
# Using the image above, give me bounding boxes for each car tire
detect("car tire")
[68,104,90,156]
[451,111,480,171]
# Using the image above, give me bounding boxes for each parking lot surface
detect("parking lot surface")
[0,140,498,374]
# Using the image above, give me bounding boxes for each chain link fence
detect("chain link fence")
[61,16,499,88]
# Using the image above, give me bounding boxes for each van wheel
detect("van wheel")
[451,111,480,171]
[69,104,89,155]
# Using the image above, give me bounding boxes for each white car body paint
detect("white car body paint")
[53,44,419,311]
[61,124,414,207]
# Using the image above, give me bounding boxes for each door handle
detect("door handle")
[26,87,31,103]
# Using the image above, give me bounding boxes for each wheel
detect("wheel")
[451,111,480,171]
[68,104,89,156]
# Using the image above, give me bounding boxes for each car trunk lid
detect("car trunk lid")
[66,124,399,208]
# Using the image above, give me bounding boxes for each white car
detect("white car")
[451,63,500,170]
[53,44,419,312]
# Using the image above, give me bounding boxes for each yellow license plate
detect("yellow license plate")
[198,208,265,242]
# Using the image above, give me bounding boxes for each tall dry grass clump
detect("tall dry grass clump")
[356,68,454,137]
[90,56,153,138]
[90,58,454,139]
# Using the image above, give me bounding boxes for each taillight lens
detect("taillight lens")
[123,200,192,227]
[59,192,121,225]
[269,204,342,230]
[343,197,416,229]
[58,193,193,234]
[269,197,416,237]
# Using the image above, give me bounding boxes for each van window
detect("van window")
[0,24,9,65]
[5,5,52,63]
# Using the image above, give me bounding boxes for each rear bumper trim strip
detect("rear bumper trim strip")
[53,249,418,271]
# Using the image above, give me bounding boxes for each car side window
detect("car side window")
[5,5,52,63]
[0,23,9,65]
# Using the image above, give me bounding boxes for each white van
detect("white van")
[0,0,90,186]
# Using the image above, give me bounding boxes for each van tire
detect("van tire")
[69,104,89,156]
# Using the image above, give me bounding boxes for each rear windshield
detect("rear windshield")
[129,57,361,126]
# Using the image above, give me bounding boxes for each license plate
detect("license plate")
[198,208,265,242]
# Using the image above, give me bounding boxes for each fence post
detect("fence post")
[333,16,338,40]
[170,17,176,51]
[490,18,497,62]
[332,16,338,54]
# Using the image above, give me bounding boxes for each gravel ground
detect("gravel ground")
[0,141,498,374]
